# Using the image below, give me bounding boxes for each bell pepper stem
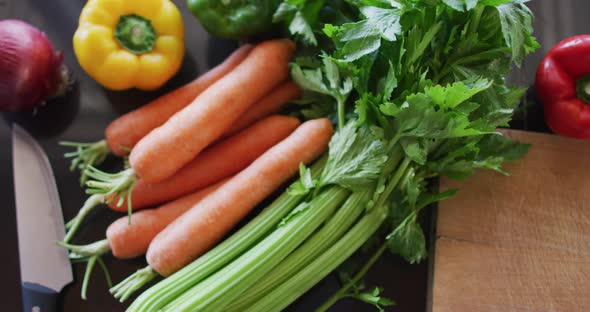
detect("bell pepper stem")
[115,14,157,54]
[576,74,590,104]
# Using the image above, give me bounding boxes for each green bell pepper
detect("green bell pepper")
[188,0,281,40]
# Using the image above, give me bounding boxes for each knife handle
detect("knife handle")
[21,282,58,312]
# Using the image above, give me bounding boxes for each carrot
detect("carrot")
[58,181,225,299]
[61,45,253,184]
[107,180,226,259]
[67,116,300,240]
[221,81,301,138]
[108,115,301,211]
[129,39,296,183]
[147,118,333,277]
[106,45,254,156]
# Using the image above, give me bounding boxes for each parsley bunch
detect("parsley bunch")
[268,0,538,309]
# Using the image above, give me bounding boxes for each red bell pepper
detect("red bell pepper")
[536,35,590,139]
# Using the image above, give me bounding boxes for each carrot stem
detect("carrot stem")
[57,239,110,258]
[60,140,110,185]
[58,239,112,300]
[85,167,138,223]
[110,266,158,302]
[63,194,105,243]
[80,256,96,300]
[96,256,113,288]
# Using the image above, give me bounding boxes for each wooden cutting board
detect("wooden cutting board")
[432,129,590,312]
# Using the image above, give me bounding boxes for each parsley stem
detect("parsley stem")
[375,158,412,209]
[337,97,346,130]
[317,242,388,312]
[318,159,413,311]
[468,5,485,36]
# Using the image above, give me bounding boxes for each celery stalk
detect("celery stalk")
[126,158,326,311]
[162,186,350,312]
[243,158,412,312]
[244,201,389,312]
[226,188,372,311]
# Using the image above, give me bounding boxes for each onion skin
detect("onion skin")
[0,20,68,112]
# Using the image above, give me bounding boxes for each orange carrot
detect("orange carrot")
[105,45,254,156]
[62,45,253,186]
[146,118,333,276]
[57,180,227,299]
[129,39,296,183]
[108,115,301,212]
[67,115,299,243]
[106,180,226,259]
[68,115,300,242]
[222,81,301,138]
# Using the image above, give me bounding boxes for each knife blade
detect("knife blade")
[12,124,73,312]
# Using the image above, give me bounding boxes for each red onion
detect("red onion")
[0,20,69,112]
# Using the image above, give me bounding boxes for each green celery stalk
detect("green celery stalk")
[244,199,389,312]
[126,158,326,311]
[162,186,350,312]
[226,188,372,311]
[243,159,412,312]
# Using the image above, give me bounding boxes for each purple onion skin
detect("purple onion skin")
[0,19,67,112]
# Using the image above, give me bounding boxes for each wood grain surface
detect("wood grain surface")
[432,129,590,312]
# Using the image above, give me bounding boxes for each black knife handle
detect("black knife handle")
[21,282,58,312]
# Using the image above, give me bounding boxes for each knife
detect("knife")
[12,124,73,312]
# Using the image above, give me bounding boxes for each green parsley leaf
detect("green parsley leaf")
[495,2,540,65]
[356,287,396,312]
[288,163,318,195]
[320,121,388,188]
[329,6,402,61]
[474,133,530,174]
[273,2,297,22]
[289,11,318,46]
[387,220,427,264]
[400,137,427,165]
[291,58,353,105]
[277,202,310,228]
[424,78,492,110]
[442,0,479,12]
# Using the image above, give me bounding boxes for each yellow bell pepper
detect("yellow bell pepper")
[73,0,184,91]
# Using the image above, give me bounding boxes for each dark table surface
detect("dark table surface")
[0,1,586,311]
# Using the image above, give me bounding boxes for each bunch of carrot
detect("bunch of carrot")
[59,39,335,300]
